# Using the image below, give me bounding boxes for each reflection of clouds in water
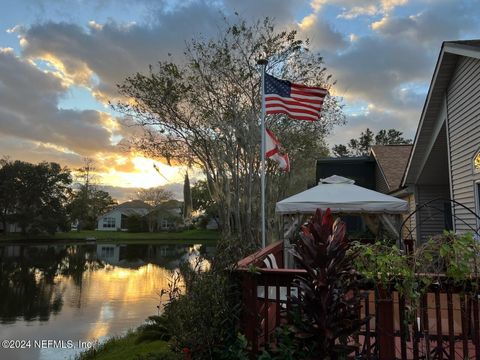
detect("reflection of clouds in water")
[0,243,215,360]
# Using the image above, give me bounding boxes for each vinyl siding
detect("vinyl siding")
[447,56,480,233]
[416,185,450,242]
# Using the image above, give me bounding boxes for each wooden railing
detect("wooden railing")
[234,241,480,359]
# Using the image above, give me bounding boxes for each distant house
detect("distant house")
[0,222,21,233]
[403,40,480,242]
[147,200,183,231]
[97,200,151,231]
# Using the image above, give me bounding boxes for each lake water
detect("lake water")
[0,242,214,360]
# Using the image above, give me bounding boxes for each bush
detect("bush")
[162,266,241,358]
[136,233,255,359]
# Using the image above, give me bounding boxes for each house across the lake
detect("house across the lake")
[97,200,151,231]
[147,200,183,231]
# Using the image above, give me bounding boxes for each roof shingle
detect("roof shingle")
[371,145,413,192]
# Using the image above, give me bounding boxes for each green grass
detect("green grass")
[0,229,219,244]
[76,331,181,360]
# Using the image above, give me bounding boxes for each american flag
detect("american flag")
[264,73,328,121]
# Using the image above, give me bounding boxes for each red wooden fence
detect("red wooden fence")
[235,241,480,359]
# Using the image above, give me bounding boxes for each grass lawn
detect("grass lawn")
[76,332,180,360]
[0,229,219,244]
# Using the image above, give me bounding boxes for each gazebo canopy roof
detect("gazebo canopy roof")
[275,175,408,215]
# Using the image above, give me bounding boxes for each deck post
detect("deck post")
[240,272,258,354]
[377,287,395,359]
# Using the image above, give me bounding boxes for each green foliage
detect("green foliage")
[161,268,241,359]
[136,316,171,343]
[68,187,116,230]
[137,231,255,359]
[0,159,72,234]
[75,331,180,360]
[352,241,425,302]
[191,180,218,229]
[332,127,412,157]
[354,231,480,303]
[217,333,249,360]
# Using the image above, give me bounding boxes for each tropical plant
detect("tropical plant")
[289,208,368,358]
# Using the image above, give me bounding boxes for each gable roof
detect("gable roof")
[370,145,412,192]
[99,200,152,219]
[116,200,152,210]
[402,40,480,186]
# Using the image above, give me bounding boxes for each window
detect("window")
[161,219,169,229]
[103,217,116,228]
[101,246,114,258]
[474,150,480,172]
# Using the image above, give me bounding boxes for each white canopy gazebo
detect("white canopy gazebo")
[276,176,408,259]
[276,175,408,215]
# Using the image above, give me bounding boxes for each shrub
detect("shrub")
[138,233,255,359]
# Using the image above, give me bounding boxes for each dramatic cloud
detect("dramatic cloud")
[18,3,225,104]
[317,0,480,146]
[0,48,116,155]
[311,0,409,19]
[2,0,480,194]
[298,13,348,51]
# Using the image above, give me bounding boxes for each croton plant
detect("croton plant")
[290,208,369,359]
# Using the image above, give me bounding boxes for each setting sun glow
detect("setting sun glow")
[100,156,186,189]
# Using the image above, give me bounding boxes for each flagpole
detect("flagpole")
[258,58,268,248]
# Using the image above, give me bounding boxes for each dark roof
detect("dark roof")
[116,200,152,210]
[371,145,413,192]
[151,199,182,211]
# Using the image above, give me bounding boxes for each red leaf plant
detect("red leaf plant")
[290,208,369,359]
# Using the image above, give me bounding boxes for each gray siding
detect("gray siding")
[416,185,450,242]
[447,56,480,233]
[374,163,389,194]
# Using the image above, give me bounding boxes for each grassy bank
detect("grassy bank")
[76,331,180,360]
[0,229,219,244]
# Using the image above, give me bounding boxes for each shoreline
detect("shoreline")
[0,229,219,245]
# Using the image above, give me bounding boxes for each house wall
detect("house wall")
[447,55,480,233]
[416,185,451,242]
[97,210,123,231]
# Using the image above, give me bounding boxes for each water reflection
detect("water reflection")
[0,242,213,360]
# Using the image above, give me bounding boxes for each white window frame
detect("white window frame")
[103,217,116,229]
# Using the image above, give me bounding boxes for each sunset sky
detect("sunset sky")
[0,0,479,201]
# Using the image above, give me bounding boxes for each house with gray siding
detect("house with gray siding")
[403,40,480,243]
[97,200,151,231]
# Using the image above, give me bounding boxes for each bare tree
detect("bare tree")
[137,187,174,207]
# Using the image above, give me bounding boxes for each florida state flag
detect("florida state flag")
[265,128,290,172]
